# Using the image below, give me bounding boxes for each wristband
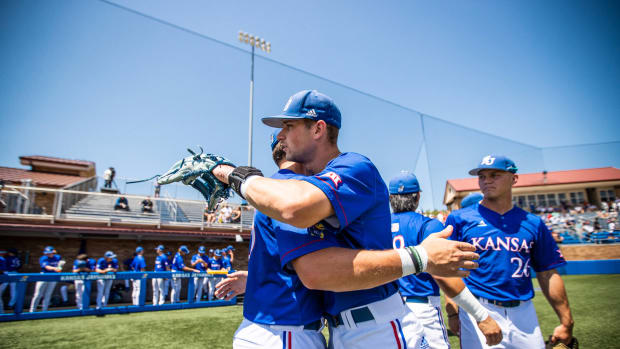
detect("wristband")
[397,248,416,277]
[452,288,489,322]
[414,245,428,272]
[228,166,264,199]
[405,246,422,274]
[240,175,260,199]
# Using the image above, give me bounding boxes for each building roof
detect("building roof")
[447,167,620,192]
[19,155,94,168]
[0,167,85,188]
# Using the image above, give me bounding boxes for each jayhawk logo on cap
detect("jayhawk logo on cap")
[398,184,405,193]
[481,155,495,165]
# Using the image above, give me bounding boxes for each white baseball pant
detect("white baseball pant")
[170,277,182,303]
[233,318,326,349]
[152,278,166,305]
[74,280,85,310]
[328,292,428,349]
[459,299,544,349]
[164,278,170,298]
[132,279,141,305]
[60,285,68,302]
[405,296,450,349]
[96,279,113,309]
[8,282,17,307]
[29,281,57,312]
[207,276,217,301]
[193,277,207,301]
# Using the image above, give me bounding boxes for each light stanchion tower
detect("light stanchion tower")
[238,31,271,166]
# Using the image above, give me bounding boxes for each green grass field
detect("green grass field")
[1,275,619,348]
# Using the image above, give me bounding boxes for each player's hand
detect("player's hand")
[421,225,479,277]
[550,324,573,345]
[447,313,460,336]
[477,315,503,346]
[215,270,247,300]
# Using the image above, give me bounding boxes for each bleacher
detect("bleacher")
[545,210,619,245]
[64,195,161,223]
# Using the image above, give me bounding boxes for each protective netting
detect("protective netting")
[1,1,617,210]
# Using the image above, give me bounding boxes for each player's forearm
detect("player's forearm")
[434,276,466,298]
[537,269,574,328]
[292,247,403,292]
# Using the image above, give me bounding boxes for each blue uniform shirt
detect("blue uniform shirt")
[446,204,566,301]
[244,169,340,325]
[5,255,21,272]
[73,259,91,272]
[391,211,444,297]
[171,253,185,272]
[221,258,231,270]
[154,254,169,272]
[298,152,399,315]
[192,254,208,272]
[40,255,60,273]
[130,255,147,272]
[209,257,223,271]
[96,257,119,271]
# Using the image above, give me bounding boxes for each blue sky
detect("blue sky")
[1,0,618,209]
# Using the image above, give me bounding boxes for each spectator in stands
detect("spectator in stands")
[5,248,21,309]
[130,247,146,306]
[141,197,154,213]
[204,205,217,225]
[191,246,210,302]
[219,203,233,223]
[29,246,62,312]
[152,245,169,306]
[72,254,94,310]
[231,206,241,223]
[170,246,199,304]
[154,182,161,198]
[114,196,130,211]
[103,167,115,189]
[95,251,118,310]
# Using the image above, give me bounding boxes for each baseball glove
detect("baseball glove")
[157,147,236,212]
[545,336,579,349]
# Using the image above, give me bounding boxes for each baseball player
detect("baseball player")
[152,245,169,306]
[204,90,480,348]
[215,130,340,348]
[5,248,21,309]
[72,254,94,310]
[0,250,6,313]
[130,246,146,305]
[461,192,483,209]
[190,246,209,302]
[170,245,198,304]
[389,172,502,348]
[164,250,172,299]
[30,246,63,312]
[445,155,575,348]
[206,249,224,301]
[221,248,232,271]
[224,245,235,264]
[95,251,118,309]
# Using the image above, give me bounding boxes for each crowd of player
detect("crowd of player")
[0,244,236,313]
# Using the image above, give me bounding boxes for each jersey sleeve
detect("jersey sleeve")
[300,158,376,230]
[276,221,341,269]
[139,257,146,269]
[40,257,50,268]
[531,221,567,272]
[420,218,445,240]
[444,214,462,241]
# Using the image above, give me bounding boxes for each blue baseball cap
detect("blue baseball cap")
[136,246,143,253]
[270,130,280,150]
[469,155,518,176]
[166,251,172,256]
[262,90,342,129]
[43,246,55,254]
[388,172,421,195]
[227,245,235,251]
[155,244,165,251]
[209,249,214,253]
[179,245,190,254]
[214,249,222,257]
[198,246,206,254]
[461,192,484,208]
[104,251,116,259]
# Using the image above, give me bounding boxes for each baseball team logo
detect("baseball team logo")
[481,155,496,165]
[321,171,342,188]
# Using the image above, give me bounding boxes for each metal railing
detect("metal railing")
[0,185,254,231]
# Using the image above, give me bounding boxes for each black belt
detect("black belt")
[302,319,322,331]
[405,296,429,303]
[481,298,521,308]
[325,306,375,328]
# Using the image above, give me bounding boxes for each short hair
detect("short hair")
[272,141,286,166]
[389,193,419,213]
[302,119,339,145]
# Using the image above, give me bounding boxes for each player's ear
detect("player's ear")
[313,120,327,140]
[512,174,518,185]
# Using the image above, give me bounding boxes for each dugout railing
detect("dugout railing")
[0,271,235,322]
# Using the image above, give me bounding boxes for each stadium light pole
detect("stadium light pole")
[238,31,271,166]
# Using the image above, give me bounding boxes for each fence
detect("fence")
[0,271,234,322]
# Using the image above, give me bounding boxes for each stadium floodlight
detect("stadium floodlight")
[238,30,271,166]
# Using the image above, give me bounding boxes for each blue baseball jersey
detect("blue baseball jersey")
[299,152,399,315]
[221,257,231,270]
[171,253,186,272]
[446,204,566,301]
[244,169,339,325]
[154,254,169,271]
[130,255,146,271]
[5,255,21,272]
[391,211,445,297]
[96,257,119,271]
[73,259,91,272]
[39,255,60,273]
[209,257,223,271]
[191,254,208,272]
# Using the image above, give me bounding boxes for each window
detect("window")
[547,193,557,207]
[600,189,616,202]
[528,195,536,206]
[517,196,526,207]
[577,192,585,204]
[570,192,577,205]
[537,194,546,207]
[558,193,566,203]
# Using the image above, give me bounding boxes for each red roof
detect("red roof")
[0,167,85,188]
[447,167,620,192]
[19,155,94,168]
